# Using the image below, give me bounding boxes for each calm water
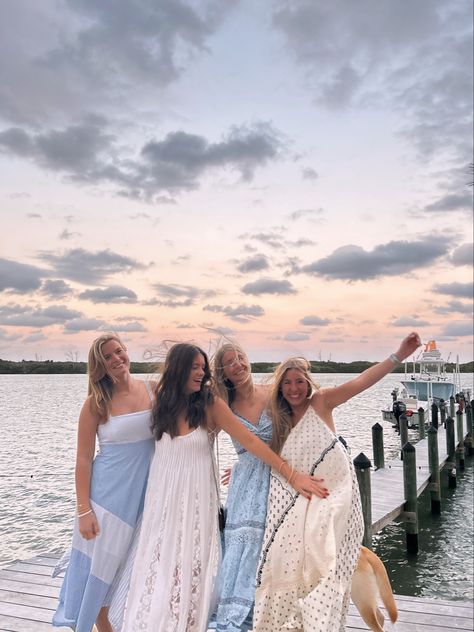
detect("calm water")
[0,372,472,600]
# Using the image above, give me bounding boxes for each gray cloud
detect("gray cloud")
[450,243,473,266]
[289,208,325,222]
[439,320,473,337]
[424,191,473,213]
[236,254,270,273]
[241,230,285,250]
[38,248,145,284]
[301,167,319,181]
[151,283,214,308]
[0,304,82,327]
[40,279,73,298]
[64,318,108,332]
[299,237,448,280]
[241,278,297,295]
[391,316,430,327]
[23,332,48,343]
[203,303,265,323]
[0,327,22,341]
[79,285,138,304]
[432,282,473,299]
[0,120,282,200]
[283,332,310,341]
[434,300,473,316]
[0,1,235,126]
[0,258,45,293]
[110,320,147,333]
[287,238,316,247]
[300,315,330,326]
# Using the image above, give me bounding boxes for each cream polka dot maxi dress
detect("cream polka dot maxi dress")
[253,406,363,632]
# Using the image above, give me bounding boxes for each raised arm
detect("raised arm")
[210,397,328,499]
[321,332,421,411]
[75,398,101,539]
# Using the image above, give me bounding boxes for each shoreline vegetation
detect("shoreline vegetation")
[1,358,473,375]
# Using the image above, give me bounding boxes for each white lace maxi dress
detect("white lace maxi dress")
[253,406,363,632]
[122,426,220,632]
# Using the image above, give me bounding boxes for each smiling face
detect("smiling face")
[100,338,130,379]
[280,368,311,409]
[221,348,250,386]
[184,352,206,394]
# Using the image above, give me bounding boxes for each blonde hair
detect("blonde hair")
[211,342,252,407]
[87,333,127,422]
[269,357,317,454]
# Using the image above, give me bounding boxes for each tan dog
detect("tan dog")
[351,546,398,632]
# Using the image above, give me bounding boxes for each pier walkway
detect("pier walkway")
[0,553,473,631]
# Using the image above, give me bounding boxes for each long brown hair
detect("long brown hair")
[151,343,214,440]
[269,357,316,454]
[87,333,127,422]
[211,342,252,407]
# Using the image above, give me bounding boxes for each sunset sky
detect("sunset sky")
[1,0,473,363]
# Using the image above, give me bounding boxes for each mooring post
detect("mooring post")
[449,395,455,418]
[418,407,426,439]
[399,414,408,459]
[439,399,446,427]
[465,401,473,455]
[427,425,441,514]
[354,452,372,549]
[445,416,457,488]
[372,423,385,470]
[431,402,439,429]
[456,409,465,471]
[402,442,419,554]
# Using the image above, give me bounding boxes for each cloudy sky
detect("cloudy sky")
[1,0,473,363]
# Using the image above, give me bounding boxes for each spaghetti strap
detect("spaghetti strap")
[144,380,155,402]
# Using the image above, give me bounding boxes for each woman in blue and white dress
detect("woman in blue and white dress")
[52,333,155,632]
[211,343,272,632]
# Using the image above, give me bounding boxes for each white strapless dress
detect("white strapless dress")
[122,426,220,632]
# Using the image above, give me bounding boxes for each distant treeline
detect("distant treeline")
[1,358,472,375]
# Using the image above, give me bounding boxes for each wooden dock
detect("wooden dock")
[358,406,473,540]
[0,553,472,631]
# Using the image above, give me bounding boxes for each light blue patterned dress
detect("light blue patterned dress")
[214,409,272,632]
[52,383,155,632]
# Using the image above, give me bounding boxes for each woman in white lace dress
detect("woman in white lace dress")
[254,332,421,632]
[122,343,326,632]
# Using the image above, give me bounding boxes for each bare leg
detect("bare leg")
[96,607,114,632]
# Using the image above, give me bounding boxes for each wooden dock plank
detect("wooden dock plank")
[0,554,472,631]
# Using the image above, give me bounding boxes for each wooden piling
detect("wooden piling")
[372,422,385,470]
[354,452,372,549]
[431,402,439,429]
[402,442,419,554]
[456,409,465,470]
[400,413,408,459]
[449,395,455,418]
[445,416,457,488]
[418,407,426,439]
[427,425,441,514]
[439,399,447,427]
[465,401,473,455]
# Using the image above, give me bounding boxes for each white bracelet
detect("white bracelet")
[389,353,401,365]
[77,509,93,519]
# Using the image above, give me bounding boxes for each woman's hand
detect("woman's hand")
[79,511,100,540]
[221,467,232,486]
[395,331,422,362]
[291,472,329,500]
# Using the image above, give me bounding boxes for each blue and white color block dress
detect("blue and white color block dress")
[213,410,272,632]
[52,384,155,632]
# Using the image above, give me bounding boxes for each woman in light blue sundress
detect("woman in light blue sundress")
[52,333,155,632]
[211,343,272,632]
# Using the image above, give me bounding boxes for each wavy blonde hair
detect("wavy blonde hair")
[87,333,126,422]
[211,342,252,407]
[269,357,317,454]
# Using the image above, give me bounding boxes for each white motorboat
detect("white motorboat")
[381,340,460,427]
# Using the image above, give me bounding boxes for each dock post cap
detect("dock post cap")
[427,424,438,434]
[402,442,416,453]
[372,422,383,430]
[418,406,425,413]
[353,452,372,468]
